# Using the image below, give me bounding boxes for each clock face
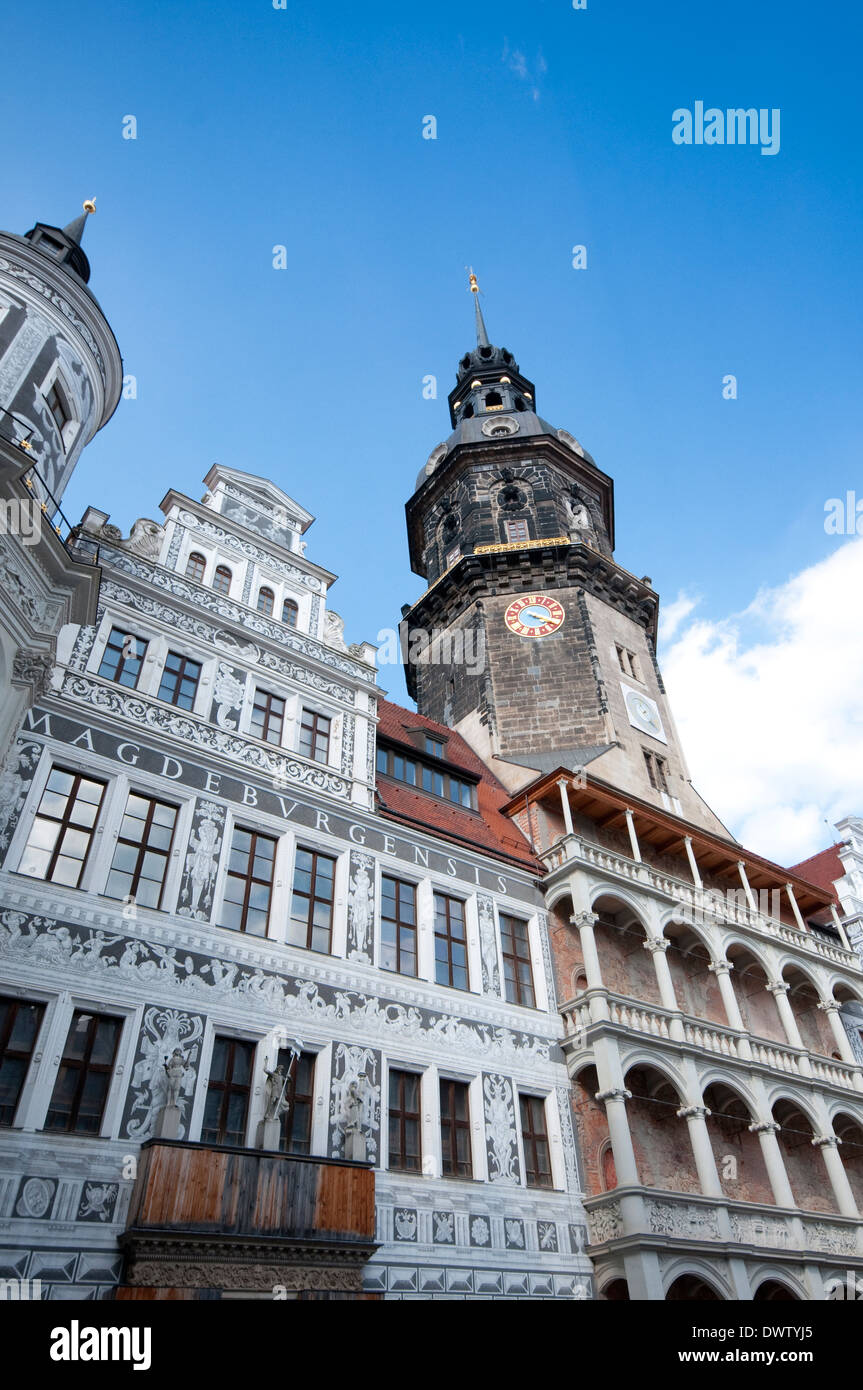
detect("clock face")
[504,593,565,638]
[622,684,667,743]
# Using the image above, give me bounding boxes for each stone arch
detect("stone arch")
[770,1092,837,1215]
[569,1063,611,1199]
[751,1273,804,1301]
[723,939,788,1046]
[620,1060,700,1194]
[661,915,726,1026]
[589,892,662,1007]
[830,976,863,1008]
[831,1110,863,1212]
[663,1259,730,1300]
[598,1275,630,1301]
[781,960,836,1057]
[700,1078,775,1207]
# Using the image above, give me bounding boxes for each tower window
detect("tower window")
[616,645,642,681]
[484,390,503,410]
[445,544,461,569]
[462,404,474,418]
[643,749,669,794]
[257,586,275,617]
[504,518,529,543]
[185,552,206,583]
[282,598,298,627]
[212,564,232,596]
[46,380,71,436]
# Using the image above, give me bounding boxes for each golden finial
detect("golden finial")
[468,266,480,294]
[83,198,96,215]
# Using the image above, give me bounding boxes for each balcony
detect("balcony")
[561,989,863,1094]
[116,1139,378,1300]
[543,832,859,971]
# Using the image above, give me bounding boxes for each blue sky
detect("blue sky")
[4,0,861,861]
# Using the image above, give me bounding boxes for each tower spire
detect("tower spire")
[62,198,97,247]
[468,267,490,348]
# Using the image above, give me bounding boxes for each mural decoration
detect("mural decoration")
[328,1043,381,1162]
[210,663,247,730]
[0,906,554,1063]
[177,800,226,921]
[483,1073,520,1184]
[477,895,501,997]
[121,1005,204,1141]
[0,740,42,857]
[346,851,375,964]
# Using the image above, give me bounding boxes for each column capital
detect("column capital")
[749,1121,781,1135]
[571,910,599,931]
[817,999,840,1015]
[812,1134,841,1149]
[708,959,732,976]
[766,980,790,996]
[642,936,669,954]
[596,1087,632,1106]
[677,1105,711,1121]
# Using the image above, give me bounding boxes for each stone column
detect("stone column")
[596,1087,639,1187]
[749,1121,796,1209]
[677,1105,722,1198]
[709,959,746,1031]
[818,1000,858,1066]
[571,910,603,992]
[812,1135,859,1219]
[558,779,574,837]
[767,980,805,1050]
[642,936,678,1014]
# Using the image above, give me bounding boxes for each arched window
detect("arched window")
[212,565,232,596]
[257,587,275,617]
[282,598,298,627]
[185,552,206,583]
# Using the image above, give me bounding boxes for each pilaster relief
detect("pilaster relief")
[537,909,557,1010]
[478,895,501,997]
[120,1006,204,1141]
[0,740,42,856]
[328,1043,381,1162]
[177,799,227,922]
[12,648,54,696]
[556,1085,580,1192]
[209,663,247,730]
[346,851,375,964]
[482,1073,520,1184]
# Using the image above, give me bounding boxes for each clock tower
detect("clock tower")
[402,277,730,837]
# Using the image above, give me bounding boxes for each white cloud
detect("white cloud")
[660,538,863,867]
[501,40,546,99]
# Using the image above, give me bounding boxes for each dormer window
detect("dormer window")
[213,565,232,596]
[185,552,206,583]
[425,736,445,758]
[257,586,275,617]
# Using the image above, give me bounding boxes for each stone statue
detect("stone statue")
[263,1064,291,1123]
[163,1048,188,1108]
[343,1078,363,1133]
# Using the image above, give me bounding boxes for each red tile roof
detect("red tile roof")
[375,699,540,871]
[789,843,846,901]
